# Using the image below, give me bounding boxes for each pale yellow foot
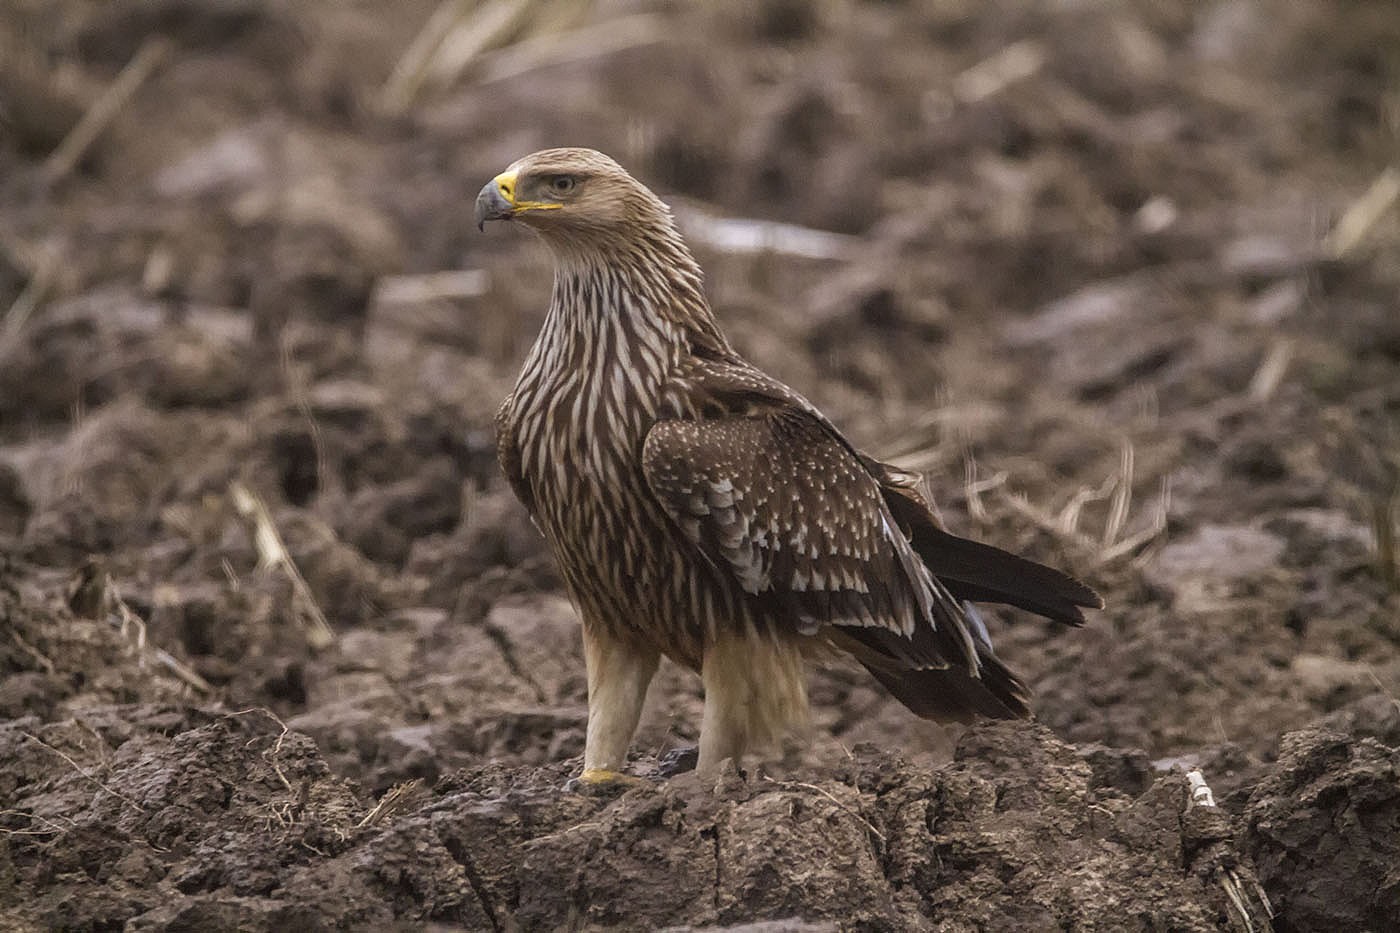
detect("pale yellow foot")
[565,768,650,795]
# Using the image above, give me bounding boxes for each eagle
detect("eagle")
[475,148,1101,786]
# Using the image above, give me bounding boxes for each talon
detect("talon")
[564,768,650,795]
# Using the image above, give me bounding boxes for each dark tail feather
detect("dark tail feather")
[845,456,1101,722]
[881,487,1103,626]
[861,650,1030,722]
[832,626,1030,722]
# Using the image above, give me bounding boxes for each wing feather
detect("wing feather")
[495,394,538,523]
[640,358,1101,722]
[641,409,974,673]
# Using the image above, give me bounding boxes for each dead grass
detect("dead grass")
[229,481,336,649]
[20,731,148,814]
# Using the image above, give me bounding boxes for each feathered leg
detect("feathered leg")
[698,633,809,775]
[579,622,658,784]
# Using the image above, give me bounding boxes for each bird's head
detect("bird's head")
[474,148,673,250]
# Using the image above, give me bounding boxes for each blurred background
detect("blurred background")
[1,0,1399,923]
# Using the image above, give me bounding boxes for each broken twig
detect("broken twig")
[373,270,490,305]
[1186,769,1274,933]
[358,779,425,829]
[762,776,885,843]
[953,39,1046,104]
[1248,338,1294,402]
[229,481,336,648]
[676,208,857,261]
[0,246,58,358]
[110,582,215,696]
[22,732,148,814]
[43,38,171,184]
[473,13,663,86]
[225,708,295,793]
[380,0,472,113]
[1102,440,1135,547]
[1324,166,1400,259]
[426,0,549,92]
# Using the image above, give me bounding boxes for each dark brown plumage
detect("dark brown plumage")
[476,148,1101,782]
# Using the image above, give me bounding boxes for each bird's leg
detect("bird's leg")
[697,633,809,776]
[697,683,747,775]
[577,622,658,787]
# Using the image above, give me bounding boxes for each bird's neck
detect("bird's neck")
[509,232,732,501]
[536,235,732,387]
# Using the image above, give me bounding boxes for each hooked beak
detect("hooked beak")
[474,175,514,231]
[474,169,564,231]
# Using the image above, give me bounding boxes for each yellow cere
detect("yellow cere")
[495,170,562,213]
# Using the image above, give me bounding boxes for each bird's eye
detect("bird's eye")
[550,175,576,194]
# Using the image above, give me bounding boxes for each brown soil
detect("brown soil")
[2,1,1399,930]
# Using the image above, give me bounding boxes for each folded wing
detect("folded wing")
[641,363,1101,721]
